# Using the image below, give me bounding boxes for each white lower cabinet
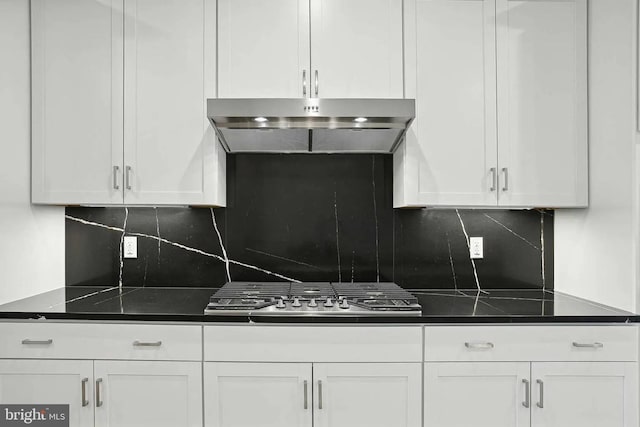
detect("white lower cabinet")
[425,361,638,427]
[313,363,421,427]
[94,361,202,427]
[0,359,95,426]
[204,362,312,427]
[204,362,421,427]
[425,362,530,427]
[531,362,638,427]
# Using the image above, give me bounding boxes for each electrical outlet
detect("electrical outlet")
[123,236,137,259]
[470,237,483,259]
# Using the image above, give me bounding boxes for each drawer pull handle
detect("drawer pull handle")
[21,339,53,345]
[572,342,604,349]
[81,378,89,407]
[96,378,103,408]
[133,340,162,347]
[464,342,494,350]
[318,380,323,410]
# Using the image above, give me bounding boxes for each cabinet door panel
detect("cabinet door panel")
[314,363,421,427]
[204,362,312,427]
[31,0,123,204]
[496,0,587,207]
[94,360,202,427]
[402,0,498,206]
[424,362,530,427]
[0,360,94,427]
[123,0,224,206]
[310,0,403,98]
[531,362,638,427]
[218,0,310,98]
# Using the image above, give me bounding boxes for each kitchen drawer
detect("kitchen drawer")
[424,325,638,362]
[204,325,422,362]
[0,322,202,361]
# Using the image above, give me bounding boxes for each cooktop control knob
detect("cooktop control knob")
[308,298,318,307]
[292,297,301,307]
[339,299,350,309]
[324,298,334,308]
[276,298,286,309]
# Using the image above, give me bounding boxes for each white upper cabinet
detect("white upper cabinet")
[218,0,310,98]
[123,0,224,205]
[395,0,587,208]
[31,0,124,205]
[496,0,587,207]
[31,0,226,206]
[310,0,403,98]
[217,0,403,99]
[396,0,498,206]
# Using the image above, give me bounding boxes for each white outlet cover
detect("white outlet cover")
[123,236,137,259]
[469,237,483,259]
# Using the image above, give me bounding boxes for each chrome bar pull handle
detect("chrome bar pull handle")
[113,166,120,190]
[314,70,319,96]
[96,378,103,407]
[133,340,162,347]
[464,342,495,350]
[125,166,132,190]
[303,380,308,409]
[536,379,544,408]
[81,378,89,407]
[522,379,530,408]
[21,339,53,345]
[572,342,604,349]
[318,380,323,409]
[489,167,497,191]
[502,167,509,191]
[302,70,307,96]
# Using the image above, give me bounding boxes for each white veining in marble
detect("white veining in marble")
[484,213,541,250]
[455,210,483,293]
[334,190,342,283]
[118,208,129,288]
[211,208,231,282]
[446,232,458,291]
[245,248,322,270]
[65,215,301,283]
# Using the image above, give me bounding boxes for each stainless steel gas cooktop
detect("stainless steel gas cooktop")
[204,281,422,316]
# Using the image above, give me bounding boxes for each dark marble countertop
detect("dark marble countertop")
[0,286,636,323]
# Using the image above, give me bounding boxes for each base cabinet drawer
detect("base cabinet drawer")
[425,325,638,362]
[0,322,202,361]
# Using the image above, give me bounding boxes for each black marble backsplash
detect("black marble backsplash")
[66,154,553,291]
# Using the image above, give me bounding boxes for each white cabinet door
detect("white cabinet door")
[204,362,312,427]
[218,0,310,98]
[396,0,498,207]
[496,0,587,207]
[313,363,421,427]
[0,360,94,427]
[123,0,225,206]
[31,0,124,205]
[424,362,530,427]
[531,362,638,427]
[310,0,403,98]
[94,360,202,427]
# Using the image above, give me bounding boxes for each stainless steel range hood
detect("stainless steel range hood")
[207,98,415,153]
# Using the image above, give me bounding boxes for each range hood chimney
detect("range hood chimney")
[207,98,415,153]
